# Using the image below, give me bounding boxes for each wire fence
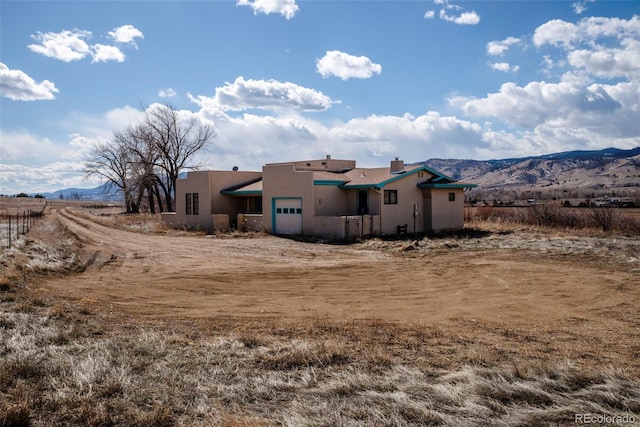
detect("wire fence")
[1,201,47,249]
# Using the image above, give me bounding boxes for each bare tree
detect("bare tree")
[114,124,165,214]
[84,139,140,213]
[85,102,213,213]
[143,103,214,211]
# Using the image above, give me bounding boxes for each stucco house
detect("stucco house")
[161,156,476,239]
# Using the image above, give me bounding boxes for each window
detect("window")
[185,192,199,215]
[186,193,192,215]
[192,193,199,215]
[449,192,455,202]
[246,196,262,214]
[384,190,397,205]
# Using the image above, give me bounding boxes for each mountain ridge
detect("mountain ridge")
[419,147,640,199]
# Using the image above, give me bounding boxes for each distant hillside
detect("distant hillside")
[419,147,640,199]
[34,183,122,201]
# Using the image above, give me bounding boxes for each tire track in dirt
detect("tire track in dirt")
[43,207,640,350]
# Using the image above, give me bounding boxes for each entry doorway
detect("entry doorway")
[358,190,369,215]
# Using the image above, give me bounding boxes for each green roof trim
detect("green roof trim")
[313,180,347,186]
[418,183,477,189]
[221,189,263,196]
[343,165,452,189]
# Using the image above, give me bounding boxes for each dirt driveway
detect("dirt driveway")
[45,208,638,327]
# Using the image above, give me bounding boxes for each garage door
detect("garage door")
[273,198,302,235]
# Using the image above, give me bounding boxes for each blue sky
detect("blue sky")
[1,0,639,194]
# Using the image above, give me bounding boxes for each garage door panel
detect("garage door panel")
[274,198,302,234]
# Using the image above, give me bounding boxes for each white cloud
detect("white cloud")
[28,29,92,62]
[426,0,480,25]
[316,51,382,80]
[489,62,519,73]
[236,0,298,20]
[567,38,640,79]
[159,88,177,98]
[572,0,594,15]
[487,37,522,56]
[533,16,640,49]
[0,63,59,101]
[185,109,488,172]
[91,44,125,63]
[448,72,639,144]
[188,76,334,113]
[0,161,103,195]
[439,9,480,25]
[531,16,640,81]
[28,25,142,63]
[0,130,59,164]
[108,24,144,48]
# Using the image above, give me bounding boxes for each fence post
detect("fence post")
[8,215,11,249]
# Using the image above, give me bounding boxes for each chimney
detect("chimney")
[326,154,331,160]
[390,157,404,173]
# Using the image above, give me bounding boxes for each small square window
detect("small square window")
[449,192,455,202]
[283,208,289,214]
[296,208,302,214]
[276,208,282,214]
[384,190,398,205]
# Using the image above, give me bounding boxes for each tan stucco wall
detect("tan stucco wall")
[208,171,262,216]
[166,170,261,230]
[427,188,465,230]
[170,171,214,229]
[314,185,348,216]
[379,172,429,235]
[262,164,315,234]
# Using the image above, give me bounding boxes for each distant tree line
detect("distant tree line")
[84,103,214,214]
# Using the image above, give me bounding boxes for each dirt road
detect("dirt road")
[46,208,639,331]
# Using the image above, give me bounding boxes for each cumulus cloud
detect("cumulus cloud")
[108,24,144,48]
[567,38,640,79]
[236,0,298,20]
[316,51,382,80]
[572,0,594,15]
[425,0,480,25]
[489,62,520,73]
[424,0,480,25]
[159,88,177,98]
[439,9,480,25]
[28,29,92,62]
[487,37,522,56]
[448,72,634,138]
[185,108,487,172]
[533,16,640,49]
[532,16,640,80]
[188,76,334,113]
[28,26,142,63]
[0,63,59,101]
[91,44,125,63]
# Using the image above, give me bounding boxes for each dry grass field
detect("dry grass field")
[1,199,639,426]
